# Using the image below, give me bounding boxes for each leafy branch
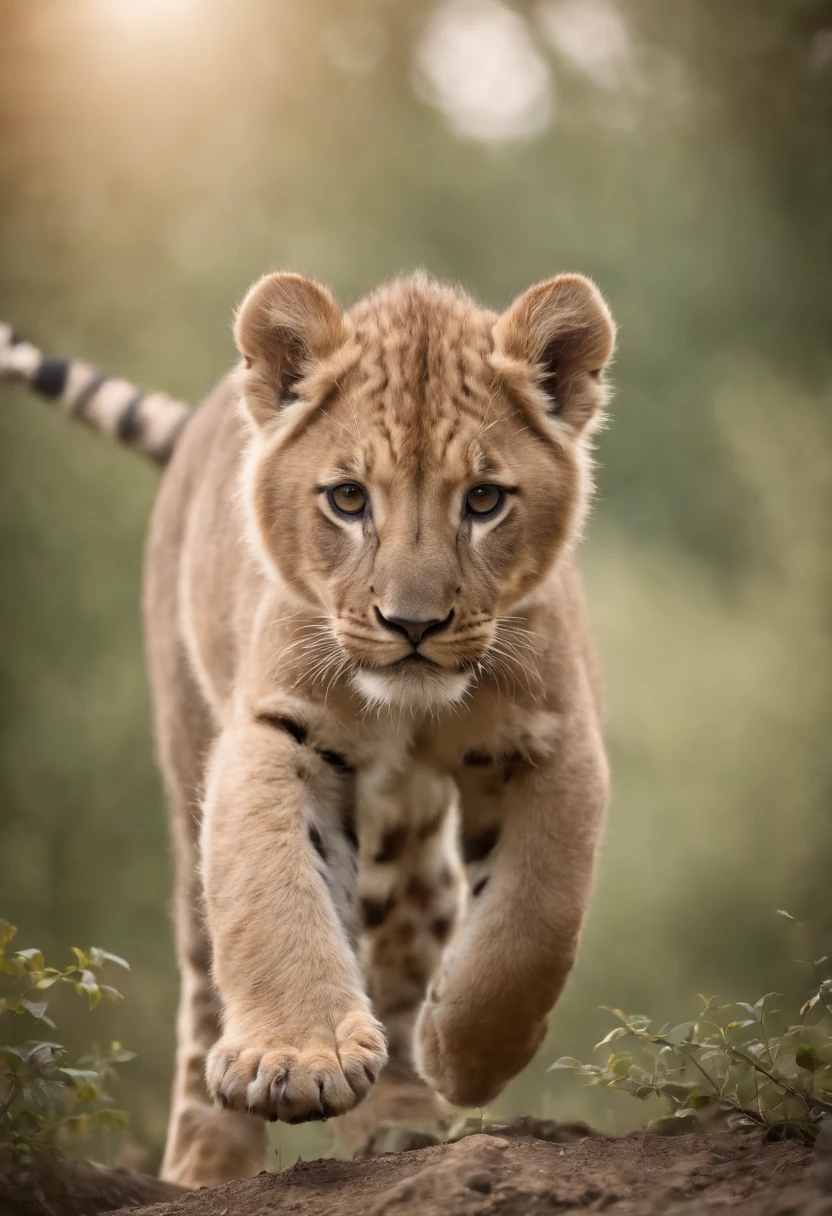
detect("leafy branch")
[548,912,832,1144]
[0,917,136,1193]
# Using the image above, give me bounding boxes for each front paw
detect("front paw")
[415,998,547,1108]
[207,1010,387,1123]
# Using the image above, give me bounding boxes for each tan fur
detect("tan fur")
[143,271,615,1186]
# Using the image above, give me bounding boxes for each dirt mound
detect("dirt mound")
[0,1157,184,1216]
[114,1125,831,1216]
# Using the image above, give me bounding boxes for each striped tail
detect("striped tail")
[0,321,193,466]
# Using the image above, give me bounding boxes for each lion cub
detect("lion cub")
[143,270,615,1186]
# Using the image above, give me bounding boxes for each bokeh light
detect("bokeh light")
[414,0,553,141]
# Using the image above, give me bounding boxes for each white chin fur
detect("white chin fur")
[352,666,472,713]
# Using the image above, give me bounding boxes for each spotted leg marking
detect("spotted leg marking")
[355,761,465,1067]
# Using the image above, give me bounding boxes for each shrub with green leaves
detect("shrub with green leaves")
[548,912,832,1144]
[0,918,135,1191]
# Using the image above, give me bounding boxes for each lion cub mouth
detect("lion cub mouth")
[393,653,438,669]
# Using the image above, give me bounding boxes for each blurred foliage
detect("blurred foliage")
[0,0,830,1168]
[549,912,832,1144]
[0,918,134,1201]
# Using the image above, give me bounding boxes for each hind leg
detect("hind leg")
[160,789,267,1186]
[148,638,266,1187]
[333,764,464,1156]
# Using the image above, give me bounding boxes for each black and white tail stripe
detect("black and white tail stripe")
[0,321,193,466]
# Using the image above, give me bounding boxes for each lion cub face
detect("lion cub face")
[236,272,614,710]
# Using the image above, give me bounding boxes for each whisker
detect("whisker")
[486,641,543,700]
[324,653,352,702]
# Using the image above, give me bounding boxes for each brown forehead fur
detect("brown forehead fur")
[341,272,499,473]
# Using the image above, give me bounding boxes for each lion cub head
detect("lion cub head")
[235,271,615,711]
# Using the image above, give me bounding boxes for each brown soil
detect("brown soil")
[0,1156,184,1216]
[110,1121,832,1216]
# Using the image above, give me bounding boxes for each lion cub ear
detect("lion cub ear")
[492,274,615,434]
[234,272,345,427]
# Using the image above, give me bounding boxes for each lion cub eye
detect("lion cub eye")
[328,482,367,517]
[466,484,504,518]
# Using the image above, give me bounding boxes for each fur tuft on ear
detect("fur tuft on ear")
[492,274,616,434]
[234,272,345,427]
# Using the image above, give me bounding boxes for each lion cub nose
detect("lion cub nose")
[374,607,454,646]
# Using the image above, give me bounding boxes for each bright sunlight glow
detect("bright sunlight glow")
[92,0,198,35]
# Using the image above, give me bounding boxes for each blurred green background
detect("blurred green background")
[1,0,831,1170]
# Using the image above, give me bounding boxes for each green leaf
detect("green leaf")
[59,1068,99,1083]
[667,1022,696,1046]
[647,1112,696,1136]
[608,1054,634,1078]
[92,1109,128,1131]
[728,1046,759,1067]
[20,998,50,1021]
[27,1043,63,1067]
[598,1007,650,1031]
[73,1083,98,1102]
[727,1113,759,1131]
[686,1092,716,1110]
[0,921,17,954]
[794,1046,822,1072]
[72,968,102,1008]
[90,949,130,972]
[98,985,123,1005]
[16,949,45,972]
[614,1076,645,1093]
[70,948,89,969]
[106,1048,137,1064]
[594,1026,629,1049]
[546,1056,583,1072]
